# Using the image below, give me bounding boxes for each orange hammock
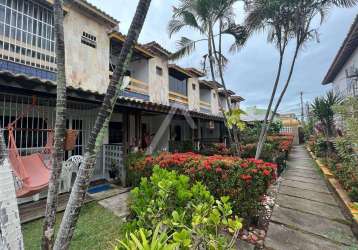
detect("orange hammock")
[7,99,54,198]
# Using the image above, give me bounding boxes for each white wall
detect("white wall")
[188,78,200,111]
[64,4,112,94]
[148,57,169,105]
[332,47,358,96]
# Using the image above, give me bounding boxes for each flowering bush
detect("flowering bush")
[127,152,277,223]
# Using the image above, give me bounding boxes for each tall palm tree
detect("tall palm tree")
[245,0,293,159]
[168,0,247,154]
[0,130,24,250]
[42,0,67,248]
[254,0,357,159]
[257,0,357,159]
[53,1,152,249]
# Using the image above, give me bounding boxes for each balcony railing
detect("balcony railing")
[169,91,189,109]
[200,100,211,113]
[125,77,149,96]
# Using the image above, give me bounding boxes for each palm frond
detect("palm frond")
[222,23,248,53]
[170,37,205,60]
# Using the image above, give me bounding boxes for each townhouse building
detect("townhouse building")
[322,14,358,97]
[0,0,243,201]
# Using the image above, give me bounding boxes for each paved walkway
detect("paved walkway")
[265,145,357,250]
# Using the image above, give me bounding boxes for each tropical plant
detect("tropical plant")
[116,224,179,250]
[42,0,68,248]
[311,91,342,137]
[333,96,358,144]
[168,0,248,155]
[225,108,246,131]
[125,167,243,249]
[254,0,357,159]
[244,0,292,159]
[53,1,153,249]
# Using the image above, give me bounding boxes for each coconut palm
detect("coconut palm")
[42,0,67,248]
[168,0,247,155]
[53,1,152,249]
[254,0,357,159]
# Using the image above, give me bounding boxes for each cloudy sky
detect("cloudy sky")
[88,0,357,114]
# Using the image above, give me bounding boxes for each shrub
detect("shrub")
[122,167,243,249]
[127,152,277,223]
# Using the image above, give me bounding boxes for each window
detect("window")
[192,83,196,90]
[81,31,96,48]
[0,0,56,71]
[169,75,188,96]
[156,66,163,76]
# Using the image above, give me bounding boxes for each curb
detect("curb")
[305,146,358,237]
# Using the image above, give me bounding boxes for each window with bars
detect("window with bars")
[81,31,96,48]
[0,0,56,71]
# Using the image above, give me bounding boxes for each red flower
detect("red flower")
[240,163,249,168]
[240,174,252,181]
[215,167,223,173]
[263,169,271,176]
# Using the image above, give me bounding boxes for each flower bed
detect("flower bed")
[127,152,277,223]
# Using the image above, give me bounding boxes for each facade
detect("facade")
[0,0,244,201]
[322,15,358,97]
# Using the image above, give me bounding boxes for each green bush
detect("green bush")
[121,167,243,249]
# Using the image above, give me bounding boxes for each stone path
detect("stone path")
[265,145,358,250]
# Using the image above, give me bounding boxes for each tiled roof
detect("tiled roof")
[322,15,358,85]
[143,41,172,57]
[74,0,119,26]
[185,68,206,77]
[168,64,193,78]
[231,95,245,102]
[0,70,224,121]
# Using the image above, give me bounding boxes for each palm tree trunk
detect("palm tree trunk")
[53,1,152,249]
[42,0,67,248]
[255,49,284,159]
[207,23,233,147]
[260,44,300,151]
[211,22,240,156]
[0,130,24,250]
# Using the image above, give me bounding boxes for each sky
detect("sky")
[88,0,358,114]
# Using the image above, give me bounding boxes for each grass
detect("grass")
[22,202,123,250]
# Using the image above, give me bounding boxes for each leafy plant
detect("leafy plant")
[124,167,243,249]
[116,224,179,250]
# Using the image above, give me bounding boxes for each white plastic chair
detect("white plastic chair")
[60,155,84,193]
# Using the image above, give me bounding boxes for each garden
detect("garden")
[119,122,294,248]
[305,91,358,220]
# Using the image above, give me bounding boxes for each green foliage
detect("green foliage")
[123,167,243,249]
[241,121,282,144]
[333,97,358,144]
[311,90,343,137]
[116,224,179,250]
[225,108,246,130]
[169,140,194,153]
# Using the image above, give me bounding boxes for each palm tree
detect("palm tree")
[0,130,24,250]
[254,0,357,159]
[42,0,67,248]
[53,1,152,249]
[245,0,292,159]
[168,0,247,155]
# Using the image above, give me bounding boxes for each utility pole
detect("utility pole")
[300,91,304,123]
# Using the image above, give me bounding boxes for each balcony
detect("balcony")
[123,77,149,101]
[200,100,211,114]
[169,91,189,109]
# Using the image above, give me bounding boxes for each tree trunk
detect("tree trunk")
[207,24,233,147]
[53,1,152,249]
[211,22,240,156]
[0,130,24,250]
[260,45,300,152]
[255,49,284,159]
[42,0,67,249]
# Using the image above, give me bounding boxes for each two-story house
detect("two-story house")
[322,14,358,97]
[0,0,244,201]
